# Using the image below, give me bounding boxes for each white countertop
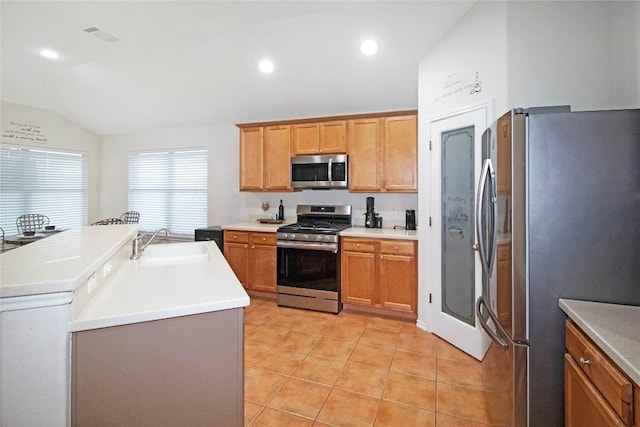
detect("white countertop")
[1,225,138,298]
[222,222,418,240]
[340,226,418,240]
[559,299,640,385]
[70,241,249,332]
[223,222,290,233]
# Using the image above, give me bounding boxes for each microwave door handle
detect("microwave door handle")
[328,157,332,185]
[476,296,509,350]
[476,159,491,277]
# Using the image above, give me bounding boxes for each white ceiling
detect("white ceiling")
[1,1,475,135]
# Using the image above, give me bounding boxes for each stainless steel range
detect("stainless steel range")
[276,205,352,314]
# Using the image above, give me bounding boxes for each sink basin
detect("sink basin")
[138,242,210,266]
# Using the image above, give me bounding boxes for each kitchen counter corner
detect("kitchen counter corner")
[222,222,290,233]
[339,227,418,240]
[559,298,640,385]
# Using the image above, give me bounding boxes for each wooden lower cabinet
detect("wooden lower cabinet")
[224,230,276,293]
[496,242,512,333]
[72,309,244,427]
[565,320,635,427]
[341,237,417,315]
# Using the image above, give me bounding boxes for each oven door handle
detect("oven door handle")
[277,241,339,253]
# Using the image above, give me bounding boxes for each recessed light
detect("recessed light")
[258,59,274,74]
[40,49,60,60]
[360,40,378,56]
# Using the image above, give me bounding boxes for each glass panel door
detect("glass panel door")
[441,126,475,326]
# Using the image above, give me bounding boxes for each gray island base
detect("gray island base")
[71,308,244,426]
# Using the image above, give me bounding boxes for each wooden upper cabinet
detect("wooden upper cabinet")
[239,127,263,191]
[319,121,347,154]
[348,118,381,191]
[264,125,292,191]
[496,113,512,195]
[382,115,417,192]
[292,123,319,155]
[293,120,347,155]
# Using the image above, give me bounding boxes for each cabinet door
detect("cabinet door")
[249,244,277,293]
[264,125,292,191]
[496,243,512,334]
[239,127,264,191]
[565,354,626,427]
[379,253,416,313]
[496,114,512,195]
[348,118,381,191]
[319,120,347,154]
[341,250,375,306]
[292,123,320,155]
[383,115,417,192]
[224,242,249,288]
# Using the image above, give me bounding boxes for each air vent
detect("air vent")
[81,26,119,43]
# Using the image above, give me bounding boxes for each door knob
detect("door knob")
[473,243,479,251]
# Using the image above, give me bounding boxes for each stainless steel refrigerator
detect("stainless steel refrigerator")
[475,107,640,426]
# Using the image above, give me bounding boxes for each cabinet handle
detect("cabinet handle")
[252,245,255,249]
[394,246,399,251]
[380,255,384,259]
[579,357,591,365]
[244,245,248,248]
[233,235,238,239]
[370,254,374,258]
[262,237,266,241]
[356,243,360,248]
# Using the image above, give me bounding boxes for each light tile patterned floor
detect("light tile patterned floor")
[244,299,510,427]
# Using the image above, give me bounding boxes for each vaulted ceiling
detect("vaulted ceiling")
[1,1,475,135]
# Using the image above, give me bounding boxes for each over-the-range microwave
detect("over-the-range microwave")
[291,154,348,189]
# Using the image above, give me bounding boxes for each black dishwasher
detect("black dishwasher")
[194,226,223,252]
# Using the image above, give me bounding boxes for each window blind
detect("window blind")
[128,149,208,236]
[0,144,88,234]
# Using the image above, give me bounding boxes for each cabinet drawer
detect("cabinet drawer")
[380,240,415,256]
[565,320,633,425]
[250,232,276,246]
[224,231,249,244]
[342,239,375,253]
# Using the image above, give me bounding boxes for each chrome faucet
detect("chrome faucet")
[130,228,169,260]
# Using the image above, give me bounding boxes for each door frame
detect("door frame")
[417,101,494,359]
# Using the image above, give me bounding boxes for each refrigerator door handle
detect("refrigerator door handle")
[487,160,498,278]
[476,296,510,350]
[476,159,491,276]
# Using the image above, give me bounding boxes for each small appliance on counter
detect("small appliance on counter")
[194,226,223,252]
[405,209,416,230]
[364,197,380,228]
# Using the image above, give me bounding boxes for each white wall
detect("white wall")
[507,1,636,110]
[0,101,102,222]
[100,125,418,229]
[611,0,640,108]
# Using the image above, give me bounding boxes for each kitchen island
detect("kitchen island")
[0,225,249,427]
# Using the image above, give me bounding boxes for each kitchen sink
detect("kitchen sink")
[138,242,210,266]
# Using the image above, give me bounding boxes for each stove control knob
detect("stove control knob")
[281,233,288,240]
[303,234,309,240]
[316,235,323,241]
[290,234,296,240]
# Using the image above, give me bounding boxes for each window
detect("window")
[0,144,88,234]
[128,149,207,235]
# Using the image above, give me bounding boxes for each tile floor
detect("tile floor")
[243,299,511,427]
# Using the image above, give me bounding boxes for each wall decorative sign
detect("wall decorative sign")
[2,121,48,143]
[435,71,483,103]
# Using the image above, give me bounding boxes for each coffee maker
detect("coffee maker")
[364,197,377,228]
